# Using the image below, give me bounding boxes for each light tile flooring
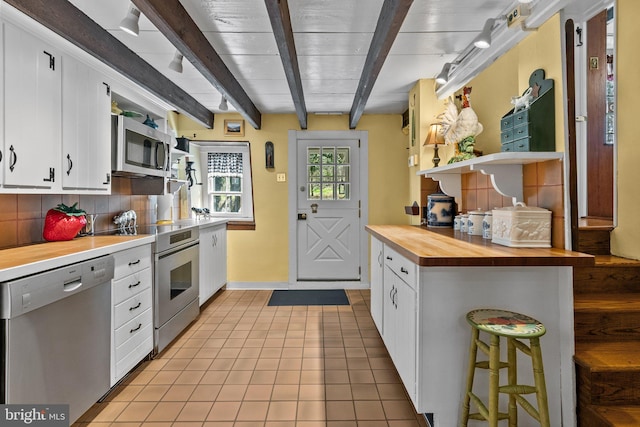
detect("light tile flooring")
[75,289,429,427]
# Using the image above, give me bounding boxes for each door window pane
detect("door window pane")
[306,146,350,201]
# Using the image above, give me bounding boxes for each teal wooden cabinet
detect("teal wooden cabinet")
[500,69,555,152]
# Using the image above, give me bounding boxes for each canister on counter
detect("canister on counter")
[453,214,462,231]
[482,211,492,239]
[460,214,469,233]
[467,210,484,235]
[426,192,456,228]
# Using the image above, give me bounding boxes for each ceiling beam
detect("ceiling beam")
[132,0,262,130]
[264,0,307,129]
[5,0,214,129]
[349,0,413,129]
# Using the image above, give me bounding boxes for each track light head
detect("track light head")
[435,63,453,85]
[168,51,183,73]
[119,4,141,36]
[474,18,495,49]
[219,96,228,111]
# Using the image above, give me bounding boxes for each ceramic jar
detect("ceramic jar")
[453,214,462,231]
[467,210,484,235]
[460,214,469,233]
[426,192,456,228]
[482,212,493,239]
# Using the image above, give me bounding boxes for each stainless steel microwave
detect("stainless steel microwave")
[111,115,170,177]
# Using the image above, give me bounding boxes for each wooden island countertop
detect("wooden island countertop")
[366,225,594,268]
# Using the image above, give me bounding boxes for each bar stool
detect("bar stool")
[460,308,550,427]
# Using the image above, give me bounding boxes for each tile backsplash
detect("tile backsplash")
[0,177,158,249]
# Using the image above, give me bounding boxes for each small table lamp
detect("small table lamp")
[424,123,444,167]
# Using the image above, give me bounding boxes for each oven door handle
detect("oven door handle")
[157,241,200,260]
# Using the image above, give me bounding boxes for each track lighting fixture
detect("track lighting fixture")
[168,51,183,73]
[473,18,495,49]
[119,4,141,36]
[219,95,228,111]
[435,63,453,85]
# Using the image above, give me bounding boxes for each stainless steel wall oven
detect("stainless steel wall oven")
[153,226,200,353]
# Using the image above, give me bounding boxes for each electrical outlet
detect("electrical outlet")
[507,4,531,28]
[276,172,286,182]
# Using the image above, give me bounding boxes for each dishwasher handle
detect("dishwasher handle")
[63,279,83,292]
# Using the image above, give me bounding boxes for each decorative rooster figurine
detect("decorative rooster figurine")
[437,86,483,163]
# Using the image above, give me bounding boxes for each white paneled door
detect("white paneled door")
[296,138,360,281]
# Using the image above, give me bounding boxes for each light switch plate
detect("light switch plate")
[276,172,286,182]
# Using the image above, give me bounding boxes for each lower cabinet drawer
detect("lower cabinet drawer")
[112,268,151,306]
[114,307,152,349]
[384,246,417,290]
[114,287,152,329]
[115,334,153,379]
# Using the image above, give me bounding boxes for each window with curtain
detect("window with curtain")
[199,143,253,220]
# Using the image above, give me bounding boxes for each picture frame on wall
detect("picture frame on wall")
[224,119,245,137]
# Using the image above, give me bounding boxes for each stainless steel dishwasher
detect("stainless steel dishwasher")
[1,255,114,424]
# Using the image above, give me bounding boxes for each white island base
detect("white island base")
[367,226,593,427]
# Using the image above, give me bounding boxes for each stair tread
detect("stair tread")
[575,341,640,370]
[588,405,640,426]
[575,293,640,311]
[594,255,640,267]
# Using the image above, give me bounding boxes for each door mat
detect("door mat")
[267,289,350,306]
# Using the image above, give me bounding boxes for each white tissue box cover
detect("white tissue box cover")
[491,203,551,248]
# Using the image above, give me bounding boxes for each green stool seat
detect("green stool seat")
[460,308,550,427]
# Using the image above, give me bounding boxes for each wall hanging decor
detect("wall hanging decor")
[265,141,274,168]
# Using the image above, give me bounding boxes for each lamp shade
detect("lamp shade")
[219,96,228,111]
[424,123,444,146]
[119,5,140,36]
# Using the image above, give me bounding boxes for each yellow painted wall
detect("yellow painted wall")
[465,14,565,154]
[176,113,409,283]
[611,0,640,259]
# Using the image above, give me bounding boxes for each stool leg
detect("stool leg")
[530,337,551,427]
[460,328,479,427]
[489,334,500,427]
[507,338,517,427]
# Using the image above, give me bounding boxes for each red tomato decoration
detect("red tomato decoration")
[43,203,87,241]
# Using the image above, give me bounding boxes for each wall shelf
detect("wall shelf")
[417,152,564,205]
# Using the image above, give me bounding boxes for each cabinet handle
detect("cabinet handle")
[9,145,17,172]
[400,267,408,274]
[392,288,398,309]
[128,281,141,289]
[103,82,111,95]
[389,285,395,301]
[377,251,382,267]
[130,323,142,333]
[66,154,73,176]
[129,259,141,266]
[0,149,3,163]
[386,256,393,261]
[129,302,142,311]
[43,167,55,182]
[43,51,55,70]
[103,173,111,185]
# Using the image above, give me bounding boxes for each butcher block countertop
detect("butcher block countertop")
[366,225,594,267]
[0,235,155,282]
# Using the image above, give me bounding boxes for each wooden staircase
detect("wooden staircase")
[574,221,640,426]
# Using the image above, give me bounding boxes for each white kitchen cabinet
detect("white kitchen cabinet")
[110,244,153,386]
[199,222,227,306]
[2,22,60,190]
[382,245,417,403]
[370,236,384,333]
[61,55,111,192]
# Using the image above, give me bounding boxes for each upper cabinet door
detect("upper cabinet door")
[3,23,60,189]
[61,55,111,192]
